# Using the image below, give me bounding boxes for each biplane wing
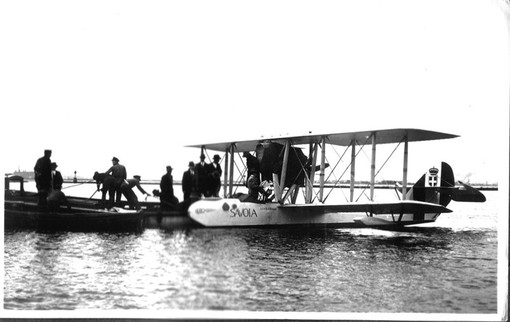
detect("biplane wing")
[277,200,452,215]
[186,128,458,152]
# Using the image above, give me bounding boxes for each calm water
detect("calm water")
[3,188,500,315]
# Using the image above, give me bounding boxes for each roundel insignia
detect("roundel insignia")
[222,202,230,211]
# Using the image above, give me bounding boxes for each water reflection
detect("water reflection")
[4,221,497,312]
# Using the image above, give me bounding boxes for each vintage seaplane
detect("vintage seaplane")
[186,128,485,228]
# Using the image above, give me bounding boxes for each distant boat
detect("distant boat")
[9,170,35,180]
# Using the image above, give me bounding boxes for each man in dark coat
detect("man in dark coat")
[182,161,198,204]
[51,162,64,190]
[195,154,209,197]
[34,149,52,205]
[93,172,116,209]
[105,156,127,206]
[207,154,222,197]
[243,151,260,179]
[47,162,71,210]
[160,165,178,209]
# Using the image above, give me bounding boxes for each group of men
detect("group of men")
[189,154,222,198]
[33,150,226,211]
[100,153,223,210]
[101,156,151,210]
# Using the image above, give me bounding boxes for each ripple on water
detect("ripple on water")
[3,208,499,313]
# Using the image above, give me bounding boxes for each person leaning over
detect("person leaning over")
[120,175,151,210]
[105,156,127,206]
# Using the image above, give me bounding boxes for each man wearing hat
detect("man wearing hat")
[34,149,52,206]
[105,157,127,205]
[195,154,209,197]
[159,165,178,209]
[47,162,71,210]
[182,161,198,205]
[207,154,222,197]
[51,162,64,191]
[120,175,151,210]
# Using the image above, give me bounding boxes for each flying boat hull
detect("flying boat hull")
[188,198,443,228]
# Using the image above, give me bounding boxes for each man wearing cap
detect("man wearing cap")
[120,175,151,210]
[182,161,198,205]
[105,157,127,205]
[34,149,52,206]
[160,165,178,209]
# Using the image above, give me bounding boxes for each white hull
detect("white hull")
[188,198,441,228]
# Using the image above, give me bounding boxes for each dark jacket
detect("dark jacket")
[195,162,209,193]
[53,170,64,190]
[182,170,198,198]
[160,174,175,199]
[34,156,52,189]
[207,162,222,196]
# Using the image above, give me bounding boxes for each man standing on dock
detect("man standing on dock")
[34,149,52,206]
[105,157,127,206]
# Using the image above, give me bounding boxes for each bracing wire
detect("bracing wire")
[322,135,372,203]
[355,138,404,202]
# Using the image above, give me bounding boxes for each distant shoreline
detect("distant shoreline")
[60,179,498,191]
[5,173,498,191]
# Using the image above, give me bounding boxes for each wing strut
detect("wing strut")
[223,146,229,197]
[402,136,408,200]
[370,132,376,201]
[319,136,326,203]
[228,143,235,196]
[350,139,356,202]
[306,142,318,203]
[277,140,290,203]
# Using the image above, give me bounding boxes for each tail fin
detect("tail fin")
[439,161,455,206]
[406,162,485,205]
[406,162,454,206]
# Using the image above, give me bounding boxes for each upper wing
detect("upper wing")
[277,200,452,215]
[186,128,458,152]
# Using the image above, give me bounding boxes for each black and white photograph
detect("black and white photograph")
[1,0,508,320]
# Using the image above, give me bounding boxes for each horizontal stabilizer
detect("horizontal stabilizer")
[452,181,486,202]
[278,200,452,215]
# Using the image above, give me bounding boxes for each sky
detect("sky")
[1,0,509,185]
